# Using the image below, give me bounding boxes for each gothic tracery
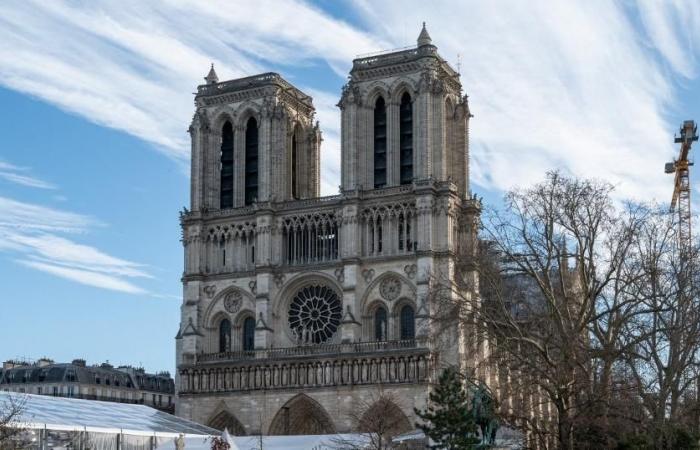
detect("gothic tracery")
[178,24,482,438]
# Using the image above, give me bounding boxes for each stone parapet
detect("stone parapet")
[179,344,433,395]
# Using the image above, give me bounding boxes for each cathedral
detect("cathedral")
[175,24,481,436]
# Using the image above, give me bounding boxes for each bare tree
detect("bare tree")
[0,393,27,449]
[431,172,652,449]
[332,392,414,450]
[621,210,700,447]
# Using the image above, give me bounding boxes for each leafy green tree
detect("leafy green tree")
[415,367,480,449]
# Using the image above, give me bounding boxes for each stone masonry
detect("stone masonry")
[176,24,481,436]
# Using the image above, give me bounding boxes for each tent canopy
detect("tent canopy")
[1,392,216,437]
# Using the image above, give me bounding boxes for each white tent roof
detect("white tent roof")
[2,392,217,438]
[230,434,369,449]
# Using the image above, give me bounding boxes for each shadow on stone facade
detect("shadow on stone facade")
[208,409,246,435]
[268,393,336,435]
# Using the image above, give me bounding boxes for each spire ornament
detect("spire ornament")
[205,63,219,84]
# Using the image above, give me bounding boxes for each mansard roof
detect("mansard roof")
[0,361,174,393]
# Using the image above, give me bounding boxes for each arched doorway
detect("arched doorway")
[268,394,336,435]
[208,410,246,436]
[358,397,412,438]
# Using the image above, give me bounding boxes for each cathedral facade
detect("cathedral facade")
[175,25,481,436]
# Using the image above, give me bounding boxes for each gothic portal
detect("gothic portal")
[176,24,481,435]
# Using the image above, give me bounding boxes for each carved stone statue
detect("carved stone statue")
[174,434,185,450]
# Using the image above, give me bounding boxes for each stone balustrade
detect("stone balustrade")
[196,338,427,363]
[179,341,433,394]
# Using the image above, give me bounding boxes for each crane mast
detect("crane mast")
[665,120,698,253]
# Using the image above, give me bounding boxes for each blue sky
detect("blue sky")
[1,1,699,374]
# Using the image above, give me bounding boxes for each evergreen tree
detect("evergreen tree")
[415,367,481,449]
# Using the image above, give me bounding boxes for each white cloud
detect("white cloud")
[17,259,147,295]
[0,195,152,294]
[0,161,56,190]
[0,0,699,205]
[352,1,700,204]
[304,88,342,195]
[637,1,700,78]
[0,0,382,192]
[6,234,151,279]
[0,196,95,233]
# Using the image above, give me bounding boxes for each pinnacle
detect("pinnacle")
[205,63,219,84]
[417,21,432,47]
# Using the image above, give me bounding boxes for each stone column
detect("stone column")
[258,115,271,202]
[256,211,273,268]
[339,83,360,191]
[431,90,446,181]
[415,80,433,179]
[188,120,201,211]
[340,266,360,342]
[179,281,203,364]
[415,193,434,252]
[254,273,273,349]
[311,122,322,197]
[204,130,218,210]
[340,203,360,259]
[234,125,246,207]
[387,101,399,186]
[357,104,369,190]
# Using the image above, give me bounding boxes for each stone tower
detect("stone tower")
[176,24,481,436]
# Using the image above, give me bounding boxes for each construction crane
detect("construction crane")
[665,120,699,253]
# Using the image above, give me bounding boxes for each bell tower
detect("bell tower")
[338,22,471,197]
[177,24,481,439]
[188,68,321,212]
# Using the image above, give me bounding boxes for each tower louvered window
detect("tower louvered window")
[373,97,387,189]
[243,316,256,351]
[245,117,259,205]
[220,122,234,209]
[399,93,413,185]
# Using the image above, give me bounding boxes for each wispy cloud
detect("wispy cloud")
[0,1,699,204]
[17,260,147,295]
[0,195,151,294]
[0,196,94,233]
[0,160,56,190]
[353,1,700,203]
[0,0,383,194]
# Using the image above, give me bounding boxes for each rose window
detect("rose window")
[288,284,342,344]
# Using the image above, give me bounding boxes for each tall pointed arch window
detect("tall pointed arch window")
[291,129,298,199]
[400,305,415,340]
[219,318,231,353]
[374,307,387,341]
[399,93,413,185]
[242,316,256,351]
[220,122,234,209]
[373,97,387,189]
[245,117,259,205]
